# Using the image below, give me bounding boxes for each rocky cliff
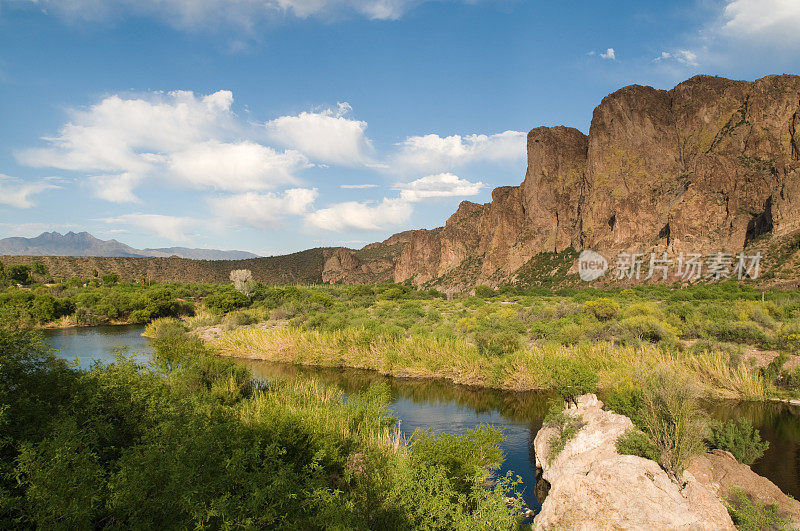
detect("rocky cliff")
[328,74,800,288]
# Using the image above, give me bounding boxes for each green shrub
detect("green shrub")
[546,412,585,463]
[708,418,769,465]
[583,298,621,321]
[472,328,521,356]
[615,315,676,345]
[143,317,187,339]
[604,387,645,426]
[616,429,660,462]
[550,358,599,404]
[726,488,792,531]
[474,285,495,298]
[203,289,249,314]
[639,370,708,478]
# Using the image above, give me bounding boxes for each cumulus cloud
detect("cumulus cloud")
[600,48,616,60]
[101,213,200,242]
[0,174,59,208]
[168,141,307,191]
[210,188,318,229]
[265,103,373,166]
[16,90,308,202]
[392,130,525,174]
[396,173,483,202]
[30,0,434,30]
[305,197,411,231]
[719,0,800,45]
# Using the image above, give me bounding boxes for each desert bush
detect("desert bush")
[203,289,249,314]
[708,418,769,465]
[615,315,677,345]
[604,386,645,426]
[472,328,521,356]
[706,320,769,347]
[474,285,495,298]
[638,370,708,478]
[726,488,792,531]
[776,322,800,353]
[143,317,187,339]
[550,358,599,404]
[583,298,620,321]
[616,429,660,462]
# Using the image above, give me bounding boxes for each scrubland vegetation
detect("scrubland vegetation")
[0,325,524,528]
[5,258,800,402]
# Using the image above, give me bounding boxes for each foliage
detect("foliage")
[726,488,792,531]
[638,370,708,478]
[708,418,769,465]
[545,411,585,464]
[584,298,620,321]
[616,429,660,462]
[550,358,599,404]
[0,328,523,529]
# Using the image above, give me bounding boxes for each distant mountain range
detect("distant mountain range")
[0,232,259,260]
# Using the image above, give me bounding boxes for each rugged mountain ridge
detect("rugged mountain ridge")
[0,232,258,260]
[327,74,800,288]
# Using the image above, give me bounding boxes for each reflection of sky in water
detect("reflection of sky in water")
[44,325,153,370]
[41,327,800,514]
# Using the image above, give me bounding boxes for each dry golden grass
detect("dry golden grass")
[212,326,772,399]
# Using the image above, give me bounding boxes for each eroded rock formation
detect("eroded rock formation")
[532,394,735,530]
[324,74,800,288]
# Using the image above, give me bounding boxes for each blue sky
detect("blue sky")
[0,0,798,255]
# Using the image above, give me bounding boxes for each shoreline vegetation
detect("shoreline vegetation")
[3,259,800,402]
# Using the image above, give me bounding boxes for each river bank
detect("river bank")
[209,325,797,401]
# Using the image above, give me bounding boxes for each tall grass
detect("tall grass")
[212,327,771,399]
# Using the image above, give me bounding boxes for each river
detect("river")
[44,325,800,514]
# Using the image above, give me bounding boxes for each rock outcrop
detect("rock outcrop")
[532,394,735,530]
[327,74,800,288]
[689,449,800,524]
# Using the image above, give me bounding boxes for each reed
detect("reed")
[213,326,770,399]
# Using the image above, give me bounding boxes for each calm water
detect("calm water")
[44,325,800,513]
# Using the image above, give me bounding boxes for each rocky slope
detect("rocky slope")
[329,74,800,288]
[532,395,734,530]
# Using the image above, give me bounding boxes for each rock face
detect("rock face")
[689,449,800,524]
[532,394,734,530]
[329,74,800,288]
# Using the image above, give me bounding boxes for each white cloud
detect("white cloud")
[392,130,526,174]
[32,0,432,29]
[168,141,308,191]
[600,48,616,60]
[654,49,698,66]
[16,90,309,201]
[265,103,373,166]
[341,184,378,189]
[101,213,200,242]
[210,188,318,229]
[305,197,411,231]
[0,174,59,208]
[720,0,800,45]
[396,173,484,202]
